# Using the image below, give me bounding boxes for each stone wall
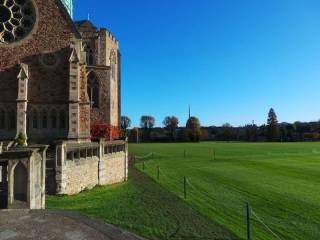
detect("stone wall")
[63,157,99,195]
[0,0,77,69]
[103,152,127,185]
[54,140,128,195]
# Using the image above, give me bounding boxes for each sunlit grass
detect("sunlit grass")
[130,142,320,240]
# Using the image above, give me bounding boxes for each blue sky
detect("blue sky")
[74,0,320,127]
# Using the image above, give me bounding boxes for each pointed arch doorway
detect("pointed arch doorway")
[13,162,28,203]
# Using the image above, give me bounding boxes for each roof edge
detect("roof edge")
[56,0,81,39]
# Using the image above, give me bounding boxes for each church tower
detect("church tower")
[61,0,73,18]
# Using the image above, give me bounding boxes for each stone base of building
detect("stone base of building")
[52,140,128,196]
[0,140,128,209]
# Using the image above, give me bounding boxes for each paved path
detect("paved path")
[0,210,145,240]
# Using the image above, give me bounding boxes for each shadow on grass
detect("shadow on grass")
[47,167,240,240]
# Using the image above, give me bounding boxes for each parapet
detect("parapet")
[99,28,119,46]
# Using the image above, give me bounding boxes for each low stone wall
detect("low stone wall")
[103,152,127,185]
[55,140,128,195]
[63,157,99,195]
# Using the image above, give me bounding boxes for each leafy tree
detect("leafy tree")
[220,123,235,141]
[186,116,201,142]
[120,116,131,138]
[140,116,155,141]
[200,128,210,141]
[140,116,155,129]
[121,116,131,130]
[267,108,279,141]
[128,128,140,143]
[245,124,258,141]
[163,116,179,141]
[177,128,190,142]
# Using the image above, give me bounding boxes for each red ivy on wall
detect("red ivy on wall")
[91,124,120,141]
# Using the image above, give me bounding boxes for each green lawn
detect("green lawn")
[47,142,320,240]
[47,166,237,239]
[130,142,320,240]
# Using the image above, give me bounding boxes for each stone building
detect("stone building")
[0,0,127,209]
[0,0,121,143]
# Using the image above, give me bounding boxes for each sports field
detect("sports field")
[130,142,320,240]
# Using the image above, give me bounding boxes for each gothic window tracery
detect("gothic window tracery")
[41,110,47,128]
[8,110,15,129]
[50,110,57,129]
[84,43,94,65]
[32,109,38,129]
[110,50,117,80]
[0,0,36,44]
[87,72,99,109]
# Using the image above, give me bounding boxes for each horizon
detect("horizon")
[74,0,320,128]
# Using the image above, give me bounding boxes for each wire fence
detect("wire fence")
[131,150,290,240]
[130,147,320,166]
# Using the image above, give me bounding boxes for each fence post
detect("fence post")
[184,176,187,199]
[157,166,160,180]
[246,203,251,240]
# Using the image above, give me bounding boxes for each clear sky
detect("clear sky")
[74,0,320,127]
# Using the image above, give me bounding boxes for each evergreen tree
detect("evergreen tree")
[267,108,279,141]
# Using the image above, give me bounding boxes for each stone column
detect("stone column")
[67,48,80,140]
[55,142,67,194]
[37,146,48,209]
[7,161,15,206]
[98,139,106,185]
[16,64,29,145]
[124,140,128,181]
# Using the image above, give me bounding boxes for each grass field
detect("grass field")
[47,166,237,239]
[130,142,320,240]
[47,142,320,240]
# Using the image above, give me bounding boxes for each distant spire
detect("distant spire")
[188,105,191,119]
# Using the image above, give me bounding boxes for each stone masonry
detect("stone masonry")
[55,140,128,195]
[0,0,126,209]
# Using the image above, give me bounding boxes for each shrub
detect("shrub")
[15,132,26,147]
[91,124,120,141]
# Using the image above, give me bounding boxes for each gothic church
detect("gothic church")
[0,0,121,143]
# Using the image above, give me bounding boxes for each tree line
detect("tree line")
[121,108,320,142]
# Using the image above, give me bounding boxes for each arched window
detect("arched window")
[0,109,5,129]
[59,110,66,129]
[111,62,115,80]
[87,72,99,109]
[8,110,15,130]
[41,110,47,128]
[50,110,57,129]
[84,44,94,65]
[27,110,31,130]
[32,109,38,129]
